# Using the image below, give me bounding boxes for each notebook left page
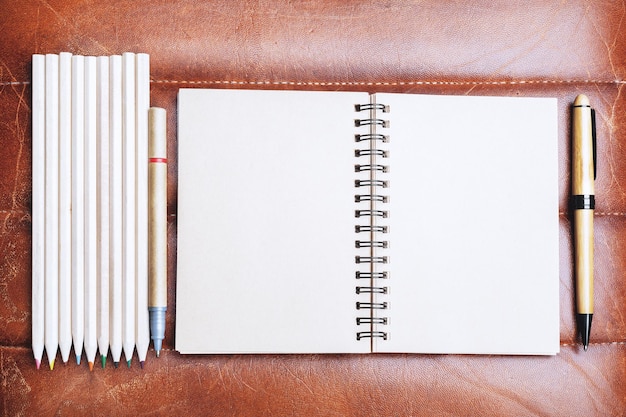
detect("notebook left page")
[176,89,368,354]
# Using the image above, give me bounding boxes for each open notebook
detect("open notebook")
[175,89,559,355]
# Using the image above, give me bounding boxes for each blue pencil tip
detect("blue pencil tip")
[76,355,81,365]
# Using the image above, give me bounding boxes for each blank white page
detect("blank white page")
[176,89,367,353]
[377,94,559,355]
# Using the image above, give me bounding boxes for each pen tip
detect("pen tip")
[88,362,94,372]
[35,359,41,370]
[156,350,160,358]
[577,313,593,352]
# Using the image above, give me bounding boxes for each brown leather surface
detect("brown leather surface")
[1,0,625,415]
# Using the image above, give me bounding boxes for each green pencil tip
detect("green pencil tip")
[101,355,107,368]
[127,360,131,368]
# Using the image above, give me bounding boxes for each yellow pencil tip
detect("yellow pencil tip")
[49,360,55,371]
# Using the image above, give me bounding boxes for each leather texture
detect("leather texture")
[1,0,625,415]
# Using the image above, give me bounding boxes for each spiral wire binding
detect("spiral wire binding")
[354,95,390,344]
[354,133,389,143]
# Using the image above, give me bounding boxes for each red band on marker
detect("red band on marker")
[149,157,168,164]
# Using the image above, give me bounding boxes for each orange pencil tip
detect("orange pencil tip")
[88,362,94,371]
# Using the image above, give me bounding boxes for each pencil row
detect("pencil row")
[32,52,156,370]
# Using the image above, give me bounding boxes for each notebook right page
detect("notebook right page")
[376,94,559,355]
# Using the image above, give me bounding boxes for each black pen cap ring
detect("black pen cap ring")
[571,195,595,210]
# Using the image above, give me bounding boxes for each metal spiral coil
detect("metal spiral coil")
[356,331,388,341]
[354,99,390,345]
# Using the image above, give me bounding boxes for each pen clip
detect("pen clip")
[591,108,597,180]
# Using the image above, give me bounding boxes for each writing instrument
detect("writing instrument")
[572,94,596,351]
[97,56,110,368]
[31,54,45,370]
[58,52,73,365]
[71,55,86,365]
[148,107,168,358]
[136,53,151,368]
[109,54,124,368]
[44,53,59,370]
[85,56,98,371]
[122,52,137,367]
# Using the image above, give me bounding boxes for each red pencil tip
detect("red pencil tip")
[35,359,41,370]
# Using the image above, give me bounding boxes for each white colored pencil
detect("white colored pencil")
[135,53,150,367]
[44,53,59,370]
[109,55,123,367]
[84,56,98,371]
[122,52,137,367]
[97,56,110,369]
[71,55,85,365]
[58,52,73,365]
[31,54,45,370]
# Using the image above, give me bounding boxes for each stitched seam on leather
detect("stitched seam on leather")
[561,341,626,347]
[3,79,626,87]
[150,79,626,86]
[560,212,626,217]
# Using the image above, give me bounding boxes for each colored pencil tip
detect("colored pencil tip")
[35,359,41,370]
[101,355,107,369]
[49,360,55,371]
[113,362,119,369]
[140,361,145,369]
[88,362,94,372]
[127,360,131,368]
[76,355,82,365]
